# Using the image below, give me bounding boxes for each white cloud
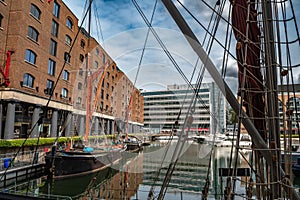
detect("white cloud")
[62,0,300,97]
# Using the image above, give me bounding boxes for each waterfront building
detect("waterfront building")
[278,84,300,134]
[0,0,143,139]
[142,83,227,135]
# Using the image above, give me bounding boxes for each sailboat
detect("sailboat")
[44,0,126,179]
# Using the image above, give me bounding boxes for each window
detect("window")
[101,89,104,99]
[53,1,60,18]
[95,48,99,56]
[79,68,83,76]
[23,73,34,88]
[0,14,2,27]
[80,40,85,49]
[51,20,58,37]
[94,61,98,68]
[61,88,68,98]
[79,54,84,62]
[25,49,36,64]
[63,70,69,81]
[48,59,55,76]
[45,79,54,94]
[78,82,82,90]
[77,97,81,104]
[64,52,70,63]
[66,17,73,29]
[30,4,41,20]
[28,26,39,42]
[65,35,72,46]
[46,79,54,89]
[102,53,105,64]
[50,39,57,56]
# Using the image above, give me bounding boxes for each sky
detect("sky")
[62,0,300,95]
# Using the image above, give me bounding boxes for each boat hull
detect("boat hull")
[45,148,124,179]
[125,142,143,152]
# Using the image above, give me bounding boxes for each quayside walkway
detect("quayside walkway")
[0,149,46,188]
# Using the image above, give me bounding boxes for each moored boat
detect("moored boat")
[44,144,125,179]
[122,135,143,152]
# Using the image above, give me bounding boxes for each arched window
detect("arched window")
[23,73,34,88]
[63,70,69,81]
[94,61,98,68]
[50,39,57,56]
[79,68,83,76]
[65,35,72,46]
[95,48,99,56]
[79,54,84,62]
[64,52,70,63]
[25,49,37,64]
[66,17,73,29]
[30,4,41,20]
[53,1,60,18]
[51,20,58,37]
[77,97,82,104]
[78,82,82,90]
[102,53,105,64]
[80,40,85,49]
[61,88,68,98]
[48,59,56,76]
[28,26,39,42]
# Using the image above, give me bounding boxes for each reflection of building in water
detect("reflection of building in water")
[142,143,214,194]
[78,154,143,199]
[213,147,251,199]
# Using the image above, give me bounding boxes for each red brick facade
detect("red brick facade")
[0,0,143,138]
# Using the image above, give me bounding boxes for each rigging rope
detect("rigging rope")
[93,2,105,48]
[131,1,231,198]
[175,1,239,199]
[132,1,237,198]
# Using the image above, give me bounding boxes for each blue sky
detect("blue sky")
[62,0,300,94]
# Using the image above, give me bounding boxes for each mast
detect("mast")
[261,0,281,197]
[85,0,92,142]
[161,0,300,199]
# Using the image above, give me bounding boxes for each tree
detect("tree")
[229,108,237,124]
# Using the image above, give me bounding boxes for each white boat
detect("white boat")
[193,133,226,145]
[217,134,252,148]
[155,135,179,141]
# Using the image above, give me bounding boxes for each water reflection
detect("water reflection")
[7,142,280,199]
[67,142,248,199]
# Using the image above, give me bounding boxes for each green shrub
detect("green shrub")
[0,136,81,148]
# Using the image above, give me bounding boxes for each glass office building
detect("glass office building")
[142,83,227,135]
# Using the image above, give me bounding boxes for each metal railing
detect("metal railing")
[0,149,46,171]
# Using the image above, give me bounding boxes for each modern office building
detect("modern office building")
[142,83,227,135]
[0,0,143,139]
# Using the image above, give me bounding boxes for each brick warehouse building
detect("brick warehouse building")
[0,0,144,139]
